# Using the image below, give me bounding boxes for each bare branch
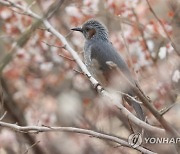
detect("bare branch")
[1,0,179,137]
[0,19,42,74]
[0,77,45,154]
[0,0,164,134]
[0,0,65,75]
[0,121,156,154]
[146,0,180,56]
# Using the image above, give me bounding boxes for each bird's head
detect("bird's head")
[71,19,108,41]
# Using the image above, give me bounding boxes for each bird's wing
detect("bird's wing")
[90,41,134,84]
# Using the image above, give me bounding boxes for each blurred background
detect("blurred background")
[0,0,180,153]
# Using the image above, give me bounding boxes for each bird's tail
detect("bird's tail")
[131,99,145,121]
[124,95,145,121]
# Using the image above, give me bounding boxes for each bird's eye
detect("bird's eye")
[85,27,90,31]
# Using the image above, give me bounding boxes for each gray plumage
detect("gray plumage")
[82,20,109,41]
[85,39,134,83]
[71,19,145,121]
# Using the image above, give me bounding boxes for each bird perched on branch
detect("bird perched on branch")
[71,19,145,121]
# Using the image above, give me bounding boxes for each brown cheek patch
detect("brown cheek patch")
[88,29,96,39]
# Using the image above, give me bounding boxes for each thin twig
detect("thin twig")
[0,87,4,109]
[24,141,40,154]
[0,111,7,120]
[112,90,142,105]
[131,8,150,55]
[127,118,134,134]
[73,69,84,75]
[160,103,175,116]
[65,31,73,38]
[119,20,134,69]
[27,1,36,10]
[59,53,75,61]
[41,41,75,61]
[41,41,66,49]
[146,0,180,56]
[38,27,49,31]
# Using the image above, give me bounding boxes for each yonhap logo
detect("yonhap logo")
[144,137,180,144]
[128,133,180,147]
[128,133,142,148]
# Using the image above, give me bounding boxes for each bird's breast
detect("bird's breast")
[84,43,108,85]
[84,45,92,68]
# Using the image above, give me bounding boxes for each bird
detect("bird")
[71,19,145,121]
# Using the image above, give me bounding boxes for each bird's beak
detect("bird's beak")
[71,27,83,32]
